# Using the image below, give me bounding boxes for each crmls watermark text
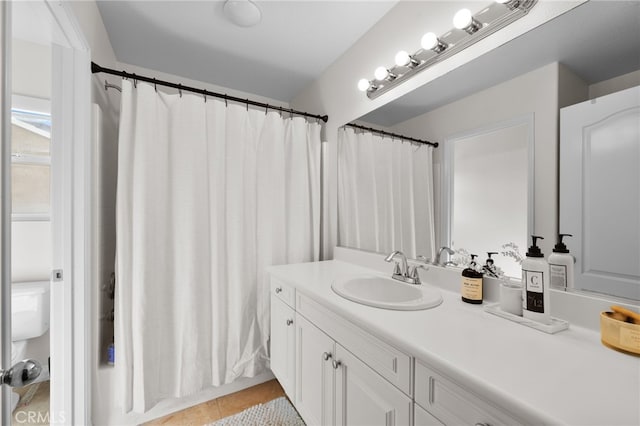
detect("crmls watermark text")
[15,410,66,424]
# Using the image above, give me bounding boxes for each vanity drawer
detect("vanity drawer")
[296,293,412,396]
[271,278,295,308]
[415,360,523,426]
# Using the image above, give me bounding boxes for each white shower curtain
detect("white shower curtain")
[115,80,321,413]
[337,127,435,260]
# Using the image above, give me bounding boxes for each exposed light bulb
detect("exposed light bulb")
[357,78,370,92]
[395,51,411,67]
[421,32,438,50]
[374,66,389,81]
[421,32,448,53]
[453,9,473,29]
[453,8,481,34]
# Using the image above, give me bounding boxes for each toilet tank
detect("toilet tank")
[12,281,50,341]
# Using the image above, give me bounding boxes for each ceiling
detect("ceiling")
[96,0,397,102]
[360,0,640,127]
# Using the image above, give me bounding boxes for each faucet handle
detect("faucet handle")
[416,255,430,264]
[407,265,423,284]
[392,261,402,276]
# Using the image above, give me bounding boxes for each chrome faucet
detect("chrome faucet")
[385,250,421,285]
[434,246,455,266]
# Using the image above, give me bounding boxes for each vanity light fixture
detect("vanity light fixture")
[358,0,537,98]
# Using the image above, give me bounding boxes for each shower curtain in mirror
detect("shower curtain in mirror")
[337,127,435,260]
[115,80,321,413]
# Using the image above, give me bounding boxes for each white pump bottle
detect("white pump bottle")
[522,235,551,325]
[548,233,575,291]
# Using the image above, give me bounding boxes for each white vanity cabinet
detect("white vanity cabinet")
[295,313,412,426]
[270,279,296,398]
[270,274,527,426]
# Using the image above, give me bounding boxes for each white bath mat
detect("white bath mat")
[207,396,305,426]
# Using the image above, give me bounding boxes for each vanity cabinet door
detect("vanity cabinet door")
[334,344,412,426]
[295,314,335,426]
[270,296,295,398]
[415,360,523,426]
[414,404,444,426]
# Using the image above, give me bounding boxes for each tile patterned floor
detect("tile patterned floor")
[146,379,286,426]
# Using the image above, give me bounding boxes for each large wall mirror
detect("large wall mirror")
[337,1,640,300]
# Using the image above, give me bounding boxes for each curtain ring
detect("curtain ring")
[246,99,249,112]
[104,80,109,92]
[265,105,268,115]
[224,94,228,107]
[290,108,294,119]
[153,78,157,92]
[178,84,182,98]
[132,73,137,88]
[203,92,207,103]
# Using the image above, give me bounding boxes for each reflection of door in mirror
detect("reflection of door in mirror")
[444,115,533,278]
[560,86,640,301]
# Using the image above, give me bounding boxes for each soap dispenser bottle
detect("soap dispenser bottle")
[483,252,499,278]
[522,235,551,324]
[461,254,483,304]
[548,233,574,291]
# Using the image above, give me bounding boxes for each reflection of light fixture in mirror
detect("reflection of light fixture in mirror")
[453,8,482,34]
[223,0,262,27]
[359,0,537,99]
[421,32,448,53]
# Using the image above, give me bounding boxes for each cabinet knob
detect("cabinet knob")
[286,319,293,326]
[332,359,342,369]
[475,423,491,426]
[275,287,282,294]
[322,352,332,361]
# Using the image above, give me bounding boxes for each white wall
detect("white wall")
[589,69,640,99]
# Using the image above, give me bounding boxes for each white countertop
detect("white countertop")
[267,258,640,426]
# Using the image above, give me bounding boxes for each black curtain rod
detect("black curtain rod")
[91,62,329,123]
[345,123,438,148]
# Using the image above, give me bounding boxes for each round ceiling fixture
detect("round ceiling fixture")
[223,0,262,28]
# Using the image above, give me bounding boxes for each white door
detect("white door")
[560,86,640,300]
[3,1,92,424]
[270,296,295,398]
[334,344,411,426]
[295,314,335,426]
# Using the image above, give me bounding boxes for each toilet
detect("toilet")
[10,281,50,412]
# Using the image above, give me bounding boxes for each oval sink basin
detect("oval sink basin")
[332,275,443,311]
